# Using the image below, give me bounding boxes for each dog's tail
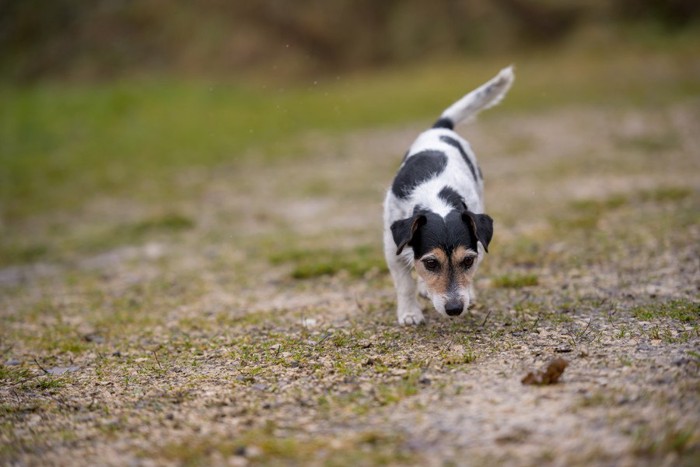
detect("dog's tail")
[433,65,514,130]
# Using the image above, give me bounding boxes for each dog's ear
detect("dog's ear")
[462,211,494,253]
[391,213,427,255]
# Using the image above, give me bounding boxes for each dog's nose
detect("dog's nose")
[445,300,464,316]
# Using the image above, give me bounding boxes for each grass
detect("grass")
[151,428,417,466]
[551,187,695,232]
[633,424,699,458]
[0,366,32,382]
[492,273,539,289]
[121,213,195,235]
[32,377,66,391]
[269,243,387,279]
[631,299,699,323]
[0,211,194,266]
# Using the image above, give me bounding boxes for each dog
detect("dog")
[383,66,514,325]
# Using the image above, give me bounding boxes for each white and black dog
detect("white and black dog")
[383,66,514,325]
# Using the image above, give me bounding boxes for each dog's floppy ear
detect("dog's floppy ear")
[462,211,494,253]
[391,213,427,255]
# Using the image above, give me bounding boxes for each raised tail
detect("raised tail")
[433,65,515,130]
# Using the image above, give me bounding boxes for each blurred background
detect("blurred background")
[1,0,699,82]
[1,0,699,263]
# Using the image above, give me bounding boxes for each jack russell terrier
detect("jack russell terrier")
[383,66,514,325]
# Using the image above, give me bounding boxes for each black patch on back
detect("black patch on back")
[439,135,478,183]
[432,118,454,130]
[438,186,465,210]
[391,150,448,199]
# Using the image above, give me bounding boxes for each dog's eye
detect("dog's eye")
[462,257,475,269]
[422,258,440,272]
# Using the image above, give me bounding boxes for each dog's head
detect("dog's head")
[391,207,493,317]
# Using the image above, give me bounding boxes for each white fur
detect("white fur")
[383,66,514,325]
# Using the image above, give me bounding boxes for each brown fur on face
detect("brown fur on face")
[415,246,478,299]
[415,248,450,296]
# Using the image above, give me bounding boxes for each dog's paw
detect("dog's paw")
[399,315,425,325]
[397,309,425,326]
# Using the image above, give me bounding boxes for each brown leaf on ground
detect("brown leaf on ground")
[521,358,569,385]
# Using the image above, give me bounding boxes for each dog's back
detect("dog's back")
[386,66,514,223]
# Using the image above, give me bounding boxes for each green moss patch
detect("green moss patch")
[492,273,539,289]
[269,244,387,279]
[631,299,699,323]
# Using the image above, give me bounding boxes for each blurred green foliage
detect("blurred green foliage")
[0,0,698,82]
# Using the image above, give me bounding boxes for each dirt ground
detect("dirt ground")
[1,100,699,466]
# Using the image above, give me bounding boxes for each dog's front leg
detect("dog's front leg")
[417,276,429,298]
[394,268,424,325]
[385,252,425,325]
